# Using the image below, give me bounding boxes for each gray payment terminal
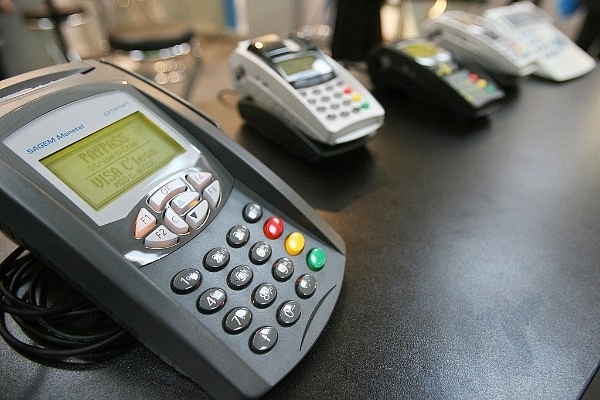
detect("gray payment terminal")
[0,60,345,399]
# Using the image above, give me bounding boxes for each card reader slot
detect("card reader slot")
[0,67,94,102]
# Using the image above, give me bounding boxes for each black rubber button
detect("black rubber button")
[252,283,277,308]
[227,225,250,248]
[197,288,227,314]
[243,203,262,223]
[171,268,202,294]
[295,274,317,298]
[249,241,272,265]
[227,265,253,290]
[277,300,301,326]
[223,307,252,334]
[204,247,230,271]
[250,326,278,353]
[272,258,294,281]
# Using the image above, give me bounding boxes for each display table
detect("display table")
[1,64,599,399]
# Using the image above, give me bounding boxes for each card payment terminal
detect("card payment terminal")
[0,60,345,399]
[230,34,385,161]
[368,38,506,119]
[422,10,538,83]
[483,1,596,82]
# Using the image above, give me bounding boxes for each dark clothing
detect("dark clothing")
[576,0,600,57]
[331,0,384,61]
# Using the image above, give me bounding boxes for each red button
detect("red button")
[343,86,352,94]
[263,217,284,239]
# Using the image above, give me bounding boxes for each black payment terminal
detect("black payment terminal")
[368,38,506,119]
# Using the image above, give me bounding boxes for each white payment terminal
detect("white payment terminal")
[229,34,385,161]
[483,1,596,82]
[422,10,538,82]
[0,60,345,399]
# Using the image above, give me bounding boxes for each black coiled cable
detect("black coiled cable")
[0,246,135,364]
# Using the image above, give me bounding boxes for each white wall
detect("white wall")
[235,0,333,38]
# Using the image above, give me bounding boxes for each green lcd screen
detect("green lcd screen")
[276,55,317,77]
[401,42,439,59]
[41,111,185,211]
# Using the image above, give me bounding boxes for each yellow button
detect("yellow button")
[285,232,305,256]
[351,93,362,102]
[476,78,487,88]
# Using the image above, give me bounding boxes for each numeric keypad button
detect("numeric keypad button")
[296,274,317,298]
[171,268,202,294]
[223,307,252,334]
[252,283,277,308]
[227,265,253,290]
[227,225,250,248]
[277,300,301,326]
[249,241,272,265]
[272,258,294,281]
[204,247,230,271]
[197,288,227,314]
[250,326,278,353]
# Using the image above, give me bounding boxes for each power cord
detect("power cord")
[0,246,134,364]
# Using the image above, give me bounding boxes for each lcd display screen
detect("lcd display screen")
[276,55,318,77]
[41,111,185,211]
[505,11,545,27]
[401,42,439,59]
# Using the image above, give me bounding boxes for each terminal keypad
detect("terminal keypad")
[167,200,329,355]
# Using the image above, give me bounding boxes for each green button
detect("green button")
[307,248,326,271]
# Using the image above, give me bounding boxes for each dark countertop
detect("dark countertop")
[2,65,600,399]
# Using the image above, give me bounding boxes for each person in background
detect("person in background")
[0,0,15,79]
[576,0,600,57]
[331,0,384,62]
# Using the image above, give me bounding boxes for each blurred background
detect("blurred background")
[0,0,592,105]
